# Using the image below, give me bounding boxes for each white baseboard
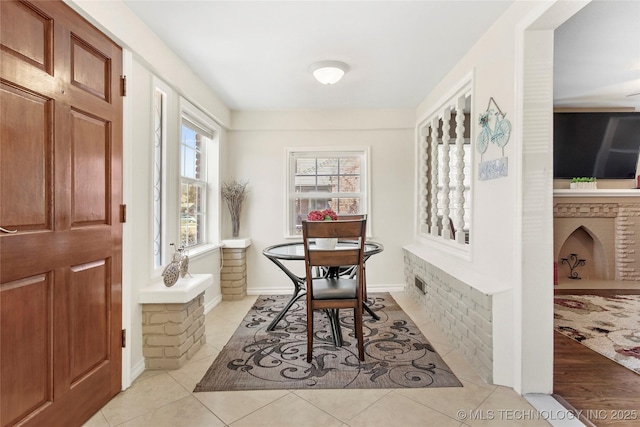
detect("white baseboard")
[205,294,222,314]
[366,283,407,293]
[247,286,293,295]
[128,358,146,387]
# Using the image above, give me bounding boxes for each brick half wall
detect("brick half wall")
[404,249,493,383]
[142,292,206,369]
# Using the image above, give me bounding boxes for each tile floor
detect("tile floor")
[83,292,554,427]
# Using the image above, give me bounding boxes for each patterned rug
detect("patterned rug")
[194,293,462,391]
[554,294,640,375]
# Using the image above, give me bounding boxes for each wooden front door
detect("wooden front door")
[0,1,123,426]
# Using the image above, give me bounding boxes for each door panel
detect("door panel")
[71,109,109,225]
[70,35,110,101]
[0,83,52,230]
[0,1,53,73]
[69,260,109,384]
[0,275,53,427]
[1,1,122,426]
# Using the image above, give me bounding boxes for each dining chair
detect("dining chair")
[320,214,365,279]
[301,218,367,362]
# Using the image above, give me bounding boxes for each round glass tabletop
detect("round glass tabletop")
[263,241,383,260]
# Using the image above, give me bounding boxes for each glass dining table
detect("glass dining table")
[262,240,384,344]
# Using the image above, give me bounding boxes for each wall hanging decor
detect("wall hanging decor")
[477,97,511,180]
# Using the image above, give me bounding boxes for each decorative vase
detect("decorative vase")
[315,237,338,250]
[231,216,240,238]
[222,179,248,239]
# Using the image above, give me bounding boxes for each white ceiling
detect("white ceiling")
[123,0,640,111]
[554,0,640,109]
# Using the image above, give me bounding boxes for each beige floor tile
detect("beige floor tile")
[229,392,343,427]
[293,388,391,422]
[117,396,224,427]
[396,379,496,419]
[82,410,109,427]
[417,320,454,345]
[347,391,461,427]
[167,353,219,392]
[195,389,290,425]
[133,368,167,382]
[441,349,489,387]
[87,294,553,427]
[206,318,243,351]
[188,341,221,363]
[207,296,257,322]
[400,304,433,327]
[100,373,190,426]
[388,290,412,304]
[465,386,551,427]
[416,322,456,356]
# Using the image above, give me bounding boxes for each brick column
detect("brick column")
[142,292,206,369]
[221,238,252,301]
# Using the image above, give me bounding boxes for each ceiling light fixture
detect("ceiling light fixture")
[311,61,349,85]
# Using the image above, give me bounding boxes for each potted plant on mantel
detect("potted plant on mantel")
[221,179,249,238]
[570,177,597,189]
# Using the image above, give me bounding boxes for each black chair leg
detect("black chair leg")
[324,309,343,346]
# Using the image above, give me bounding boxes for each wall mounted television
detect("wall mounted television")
[553,112,640,179]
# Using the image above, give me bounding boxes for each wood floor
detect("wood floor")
[553,288,640,427]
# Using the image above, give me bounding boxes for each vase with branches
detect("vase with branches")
[222,179,249,238]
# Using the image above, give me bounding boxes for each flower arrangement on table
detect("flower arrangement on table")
[307,209,338,221]
[307,209,338,249]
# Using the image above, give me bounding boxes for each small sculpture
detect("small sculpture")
[561,253,586,280]
[162,243,191,287]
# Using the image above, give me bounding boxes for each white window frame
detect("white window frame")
[152,77,170,272]
[178,97,221,253]
[286,146,371,238]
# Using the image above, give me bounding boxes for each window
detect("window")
[180,118,209,246]
[418,80,472,246]
[178,98,220,249]
[153,78,170,269]
[287,148,369,236]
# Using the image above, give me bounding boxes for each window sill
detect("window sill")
[415,232,471,261]
[186,242,223,260]
[222,238,252,249]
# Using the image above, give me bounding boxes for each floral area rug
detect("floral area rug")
[554,294,640,375]
[194,293,462,391]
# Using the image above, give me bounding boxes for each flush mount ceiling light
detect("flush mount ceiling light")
[311,61,349,85]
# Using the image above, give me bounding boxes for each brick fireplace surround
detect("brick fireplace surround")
[554,190,640,283]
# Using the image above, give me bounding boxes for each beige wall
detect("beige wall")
[227,110,415,293]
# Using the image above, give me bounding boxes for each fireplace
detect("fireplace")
[554,191,640,283]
